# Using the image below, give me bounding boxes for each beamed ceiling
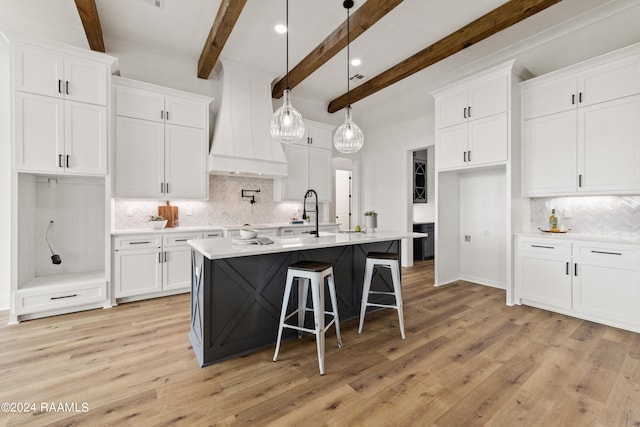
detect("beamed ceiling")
[66,0,640,114]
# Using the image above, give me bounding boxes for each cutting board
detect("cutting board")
[158,202,178,228]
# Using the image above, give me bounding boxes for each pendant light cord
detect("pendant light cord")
[346,4,350,108]
[285,0,290,91]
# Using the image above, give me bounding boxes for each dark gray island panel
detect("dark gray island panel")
[189,239,400,367]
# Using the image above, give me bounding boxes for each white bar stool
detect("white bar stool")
[358,252,406,339]
[273,260,343,375]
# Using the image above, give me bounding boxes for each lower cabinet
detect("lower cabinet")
[515,235,640,331]
[113,232,203,300]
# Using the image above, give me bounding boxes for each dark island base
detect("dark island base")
[189,240,401,367]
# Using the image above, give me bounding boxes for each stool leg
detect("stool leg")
[274,271,295,362]
[310,276,325,375]
[390,262,406,339]
[358,258,374,334]
[326,272,342,348]
[297,278,309,338]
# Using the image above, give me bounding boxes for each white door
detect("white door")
[165,96,207,129]
[163,246,192,291]
[335,169,351,231]
[63,55,109,106]
[520,254,572,309]
[13,44,64,99]
[114,249,162,297]
[467,74,507,120]
[115,116,165,198]
[467,113,507,167]
[436,123,468,170]
[164,125,208,199]
[115,86,165,122]
[436,87,468,129]
[64,101,107,175]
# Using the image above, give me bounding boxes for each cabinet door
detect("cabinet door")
[163,246,192,291]
[436,88,468,129]
[64,101,107,175]
[579,54,640,108]
[577,95,640,193]
[308,147,332,202]
[115,86,165,123]
[522,111,577,196]
[467,74,507,121]
[114,248,162,297]
[13,44,64,99]
[517,240,572,309]
[436,123,467,170]
[164,125,208,199]
[521,75,577,120]
[305,121,333,149]
[164,96,208,129]
[14,91,64,173]
[115,116,165,198]
[63,56,109,106]
[467,113,507,166]
[281,144,309,200]
[573,243,640,326]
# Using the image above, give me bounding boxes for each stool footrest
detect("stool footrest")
[368,290,395,296]
[365,302,399,309]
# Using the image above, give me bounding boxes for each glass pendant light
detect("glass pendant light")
[270,0,305,144]
[333,0,364,154]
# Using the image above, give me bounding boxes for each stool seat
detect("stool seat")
[358,252,405,339]
[288,260,332,272]
[367,252,399,260]
[274,261,342,375]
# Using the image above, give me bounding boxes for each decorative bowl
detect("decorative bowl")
[150,220,168,230]
[239,228,258,239]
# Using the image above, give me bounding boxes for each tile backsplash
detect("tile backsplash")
[113,175,305,229]
[531,195,640,239]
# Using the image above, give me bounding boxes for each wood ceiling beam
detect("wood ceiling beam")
[198,0,248,80]
[327,0,562,113]
[74,0,106,52]
[272,0,405,99]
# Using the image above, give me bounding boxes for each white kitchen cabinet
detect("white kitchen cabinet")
[521,45,640,196]
[436,73,507,129]
[113,77,212,200]
[274,120,334,202]
[516,238,572,310]
[13,43,109,106]
[514,235,640,332]
[113,232,201,300]
[13,43,111,176]
[225,227,279,238]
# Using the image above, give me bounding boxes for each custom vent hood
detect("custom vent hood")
[208,59,288,177]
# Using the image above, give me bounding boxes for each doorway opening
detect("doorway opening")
[335,169,351,231]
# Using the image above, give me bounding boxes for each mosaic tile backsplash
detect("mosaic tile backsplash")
[113,175,305,229]
[530,196,640,239]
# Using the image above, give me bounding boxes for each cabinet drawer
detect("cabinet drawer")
[15,282,105,315]
[204,230,224,239]
[163,233,202,247]
[574,242,640,265]
[114,235,161,250]
[518,238,571,257]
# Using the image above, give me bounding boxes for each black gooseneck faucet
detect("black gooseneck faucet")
[302,189,319,237]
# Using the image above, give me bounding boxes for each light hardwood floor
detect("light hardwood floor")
[1,260,640,426]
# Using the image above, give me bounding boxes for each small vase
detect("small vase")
[365,215,377,233]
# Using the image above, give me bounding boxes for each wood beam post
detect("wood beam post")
[74,0,106,52]
[327,0,562,113]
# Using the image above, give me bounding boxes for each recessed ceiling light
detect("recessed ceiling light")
[275,24,287,34]
[351,58,362,66]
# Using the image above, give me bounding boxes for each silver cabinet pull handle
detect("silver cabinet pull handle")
[531,244,554,249]
[129,241,150,245]
[591,250,622,256]
[51,294,77,300]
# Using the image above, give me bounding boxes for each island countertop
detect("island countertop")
[188,230,427,260]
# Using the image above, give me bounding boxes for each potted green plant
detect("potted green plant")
[149,215,168,230]
[364,210,377,232]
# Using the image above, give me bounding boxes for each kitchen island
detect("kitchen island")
[188,231,424,367]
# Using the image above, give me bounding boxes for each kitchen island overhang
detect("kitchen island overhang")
[188,231,425,367]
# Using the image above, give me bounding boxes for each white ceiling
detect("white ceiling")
[1,0,640,114]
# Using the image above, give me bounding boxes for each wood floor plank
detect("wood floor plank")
[1,260,640,425]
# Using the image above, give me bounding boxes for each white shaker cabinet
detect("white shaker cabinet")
[434,72,510,171]
[522,45,640,196]
[274,120,334,202]
[13,43,111,175]
[113,77,213,200]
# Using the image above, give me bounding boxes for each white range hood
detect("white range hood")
[208,59,288,177]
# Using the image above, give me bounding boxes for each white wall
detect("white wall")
[0,35,10,309]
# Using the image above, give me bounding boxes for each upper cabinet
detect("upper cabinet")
[433,62,528,172]
[113,77,213,200]
[274,120,334,202]
[12,42,115,175]
[522,44,640,196]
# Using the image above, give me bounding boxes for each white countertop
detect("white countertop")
[515,231,640,245]
[189,231,427,260]
[111,222,338,236]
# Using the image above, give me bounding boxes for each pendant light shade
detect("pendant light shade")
[334,0,363,154]
[270,0,305,144]
[334,106,363,153]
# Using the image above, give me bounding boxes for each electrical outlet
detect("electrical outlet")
[564,208,572,218]
[186,207,193,216]
[464,235,471,242]
[126,207,134,217]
